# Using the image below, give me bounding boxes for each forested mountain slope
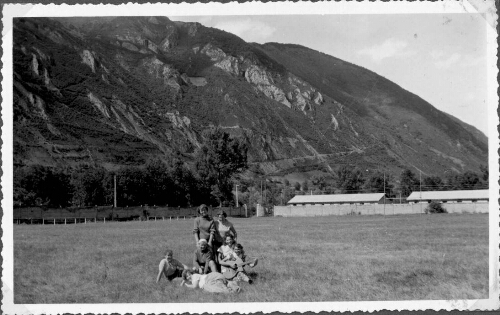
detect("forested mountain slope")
[13,16,487,178]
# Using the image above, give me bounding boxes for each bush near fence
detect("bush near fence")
[13,205,246,224]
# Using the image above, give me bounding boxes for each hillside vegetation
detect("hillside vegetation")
[13,17,487,181]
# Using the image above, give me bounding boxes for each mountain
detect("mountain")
[12,16,488,179]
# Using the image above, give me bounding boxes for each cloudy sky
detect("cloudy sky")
[170,14,490,136]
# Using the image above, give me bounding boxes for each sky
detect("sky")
[170,14,490,136]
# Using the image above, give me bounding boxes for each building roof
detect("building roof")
[406,190,489,201]
[288,193,386,204]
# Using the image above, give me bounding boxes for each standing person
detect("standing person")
[193,204,215,246]
[156,249,189,283]
[193,239,217,274]
[180,270,240,294]
[214,210,237,244]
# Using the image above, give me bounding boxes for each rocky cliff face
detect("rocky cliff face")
[12,16,487,178]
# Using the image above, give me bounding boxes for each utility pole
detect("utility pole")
[235,184,239,208]
[383,171,386,216]
[420,170,422,214]
[260,180,263,207]
[114,175,117,208]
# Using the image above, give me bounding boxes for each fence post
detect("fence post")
[65,218,67,225]
[85,218,87,224]
[104,217,106,224]
[75,218,76,224]
[54,218,56,225]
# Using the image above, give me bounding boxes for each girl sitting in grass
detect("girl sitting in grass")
[220,243,258,284]
[217,233,236,262]
[156,249,189,283]
[180,270,240,294]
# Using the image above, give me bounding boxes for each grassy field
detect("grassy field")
[13,214,488,303]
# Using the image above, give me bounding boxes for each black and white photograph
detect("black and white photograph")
[2,1,499,313]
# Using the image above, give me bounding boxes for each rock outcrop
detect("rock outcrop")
[141,56,183,92]
[159,24,178,51]
[88,92,110,119]
[81,50,96,73]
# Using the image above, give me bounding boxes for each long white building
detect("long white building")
[406,190,489,203]
[287,193,389,205]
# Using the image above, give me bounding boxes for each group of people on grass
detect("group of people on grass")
[156,204,258,294]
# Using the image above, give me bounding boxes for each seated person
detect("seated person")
[180,270,240,294]
[217,233,236,262]
[220,243,258,284]
[193,239,217,274]
[156,249,189,283]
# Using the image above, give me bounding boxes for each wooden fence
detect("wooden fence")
[13,205,246,225]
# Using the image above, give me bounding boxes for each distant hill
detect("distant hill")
[12,16,487,178]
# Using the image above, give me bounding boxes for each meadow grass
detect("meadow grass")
[13,214,488,303]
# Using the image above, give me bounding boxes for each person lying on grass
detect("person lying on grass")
[217,233,236,262]
[220,243,258,284]
[193,239,217,274]
[180,270,241,294]
[156,249,189,283]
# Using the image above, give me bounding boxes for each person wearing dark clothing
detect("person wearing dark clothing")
[193,239,217,274]
[193,204,215,246]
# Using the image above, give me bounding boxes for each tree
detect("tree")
[143,158,171,206]
[323,184,336,194]
[116,166,147,206]
[302,180,309,192]
[311,174,328,190]
[422,176,444,191]
[294,182,301,191]
[194,128,248,206]
[14,165,72,207]
[282,186,295,204]
[71,165,111,207]
[335,166,365,194]
[266,182,284,206]
[363,171,393,194]
[399,169,419,197]
[479,164,489,182]
[451,171,481,190]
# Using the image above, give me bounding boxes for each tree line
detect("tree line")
[14,128,248,208]
[14,128,488,209]
[275,166,488,203]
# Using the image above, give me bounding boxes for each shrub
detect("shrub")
[425,201,447,214]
